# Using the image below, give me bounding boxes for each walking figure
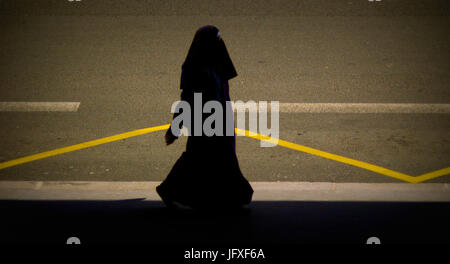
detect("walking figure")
[157,25,254,209]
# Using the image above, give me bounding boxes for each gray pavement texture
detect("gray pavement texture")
[0,0,449,183]
[0,1,449,248]
[1,0,449,16]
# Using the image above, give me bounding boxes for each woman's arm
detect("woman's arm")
[165,68,216,145]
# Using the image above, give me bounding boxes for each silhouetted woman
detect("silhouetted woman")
[156,25,253,209]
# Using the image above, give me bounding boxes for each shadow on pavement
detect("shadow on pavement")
[0,199,448,245]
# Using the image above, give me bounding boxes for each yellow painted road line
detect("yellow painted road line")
[412,167,450,183]
[0,124,170,170]
[234,128,450,184]
[0,123,448,183]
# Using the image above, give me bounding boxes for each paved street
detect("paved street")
[1,0,449,183]
[0,0,449,245]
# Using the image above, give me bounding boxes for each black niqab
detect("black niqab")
[182,25,237,82]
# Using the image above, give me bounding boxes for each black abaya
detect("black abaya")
[156,26,253,209]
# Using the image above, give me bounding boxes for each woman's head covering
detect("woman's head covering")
[182,25,237,81]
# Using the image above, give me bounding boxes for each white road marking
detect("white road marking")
[0,102,80,112]
[0,181,448,202]
[233,103,450,114]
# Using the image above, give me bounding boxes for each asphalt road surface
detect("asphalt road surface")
[0,0,449,183]
[0,0,449,247]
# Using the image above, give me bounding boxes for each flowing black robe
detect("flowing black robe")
[157,64,253,209]
[157,25,253,209]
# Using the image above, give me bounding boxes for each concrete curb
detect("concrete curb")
[0,181,449,202]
